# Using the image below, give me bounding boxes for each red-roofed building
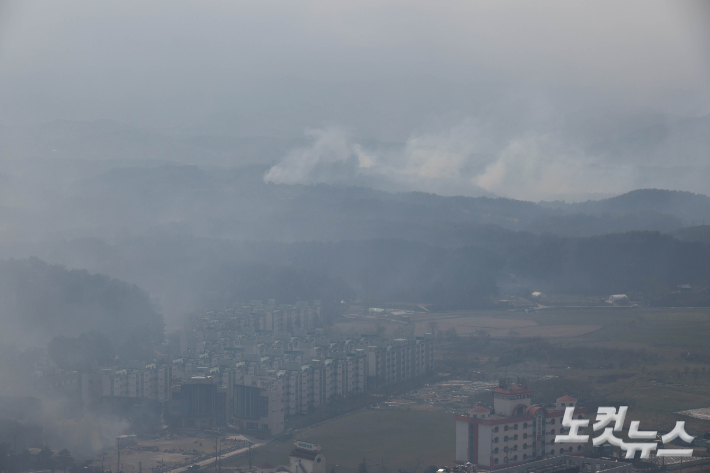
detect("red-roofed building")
[468,406,491,419]
[455,380,587,470]
[556,395,577,411]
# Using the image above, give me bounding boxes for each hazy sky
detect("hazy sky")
[1,0,709,200]
[2,1,708,128]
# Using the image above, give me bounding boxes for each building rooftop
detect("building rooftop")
[556,395,576,402]
[290,449,320,461]
[470,406,491,413]
[492,384,533,395]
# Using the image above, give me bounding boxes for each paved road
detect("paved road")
[169,437,269,473]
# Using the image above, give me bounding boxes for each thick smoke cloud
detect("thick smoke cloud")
[1,1,709,200]
[265,123,641,201]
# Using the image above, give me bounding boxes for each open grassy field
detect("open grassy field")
[410,307,710,348]
[222,409,454,473]
[310,307,710,464]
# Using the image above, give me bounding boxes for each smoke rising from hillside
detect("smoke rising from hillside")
[265,123,640,201]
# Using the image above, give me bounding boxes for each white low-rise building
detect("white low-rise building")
[607,295,629,305]
[289,441,326,473]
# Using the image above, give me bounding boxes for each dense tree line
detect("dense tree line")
[0,258,163,360]
[0,444,80,473]
[6,185,710,321]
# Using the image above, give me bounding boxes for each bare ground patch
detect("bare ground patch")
[414,316,538,335]
[487,325,602,338]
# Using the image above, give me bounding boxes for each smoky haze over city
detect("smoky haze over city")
[0,2,710,473]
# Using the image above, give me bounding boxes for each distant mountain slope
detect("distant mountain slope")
[3,163,710,318]
[534,189,710,236]
[526,211,682,237]
[8,162,703,241]
[572,189,710,219]
[2,155,708,243]
[6,229,710,318]
[507,231,710,296]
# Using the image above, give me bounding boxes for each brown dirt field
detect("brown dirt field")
[331,320,403,335]
[90,435,249,472]
[337,314,600,339]
[413,316,537,335]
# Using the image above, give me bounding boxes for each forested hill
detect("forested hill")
[242,231,710,302]
[7,230,710,314]
[3,164,710,316]
[0,258,163,359]
[1,160,709,242]
[63,165,710,240]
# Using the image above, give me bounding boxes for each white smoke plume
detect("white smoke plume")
[265,122,637,202]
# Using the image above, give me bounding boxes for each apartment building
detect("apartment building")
[275,352,368,416]
[366,335,434,388]
[101,365,172,402]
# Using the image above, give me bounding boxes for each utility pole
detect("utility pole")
[248,446,253,470]
[117,437,121,473]
[101,453,105,472]
[215,438,219,473]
